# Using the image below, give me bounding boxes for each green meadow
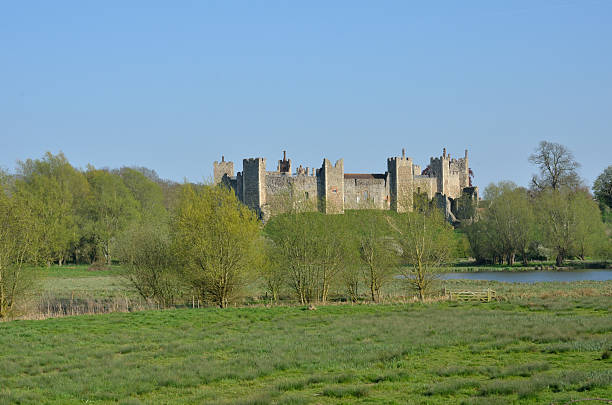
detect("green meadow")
[1,288,611,404]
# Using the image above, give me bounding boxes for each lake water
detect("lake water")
[441,269,612,283]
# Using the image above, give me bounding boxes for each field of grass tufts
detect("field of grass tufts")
[1,296,611,404]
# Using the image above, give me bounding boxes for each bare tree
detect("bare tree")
[529,141,582,191]
[390,209,455,301]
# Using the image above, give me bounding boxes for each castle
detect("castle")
[213,148,478,221]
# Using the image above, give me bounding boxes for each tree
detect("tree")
[484,185,535,265]
[116,167,167,221]
[348,211,398,303]
[259,238,286,303]
[116,221,184,308]
[265,211,318,304]
[265,211,349,304]
[529,141,582,191]
[15,152,89,265]
[593,165,612,210]
[536,189,606,266]
[391,209,455,301]
[571,191,609,260]
[313,215,353,303]
[85,167,140,265]
[173,184,263,308]
[0,179,41,318]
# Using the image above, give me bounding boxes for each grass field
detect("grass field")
[1,294,611,404]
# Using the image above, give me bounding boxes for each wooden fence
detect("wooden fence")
[444,288,496,302]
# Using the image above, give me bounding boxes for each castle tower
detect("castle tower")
[319,158,344,214]
[242,158,266,217]
[387,151,414,213]
[460,149,469,189]
[429,148,450,196]
[213,155,234,185]
[277,150,292,174]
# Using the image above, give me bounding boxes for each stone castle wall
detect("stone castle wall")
[213,157,234,185]
[242,158,266,216]
[388,156,413,213]
[214,148,476,220]
[343,174,389,210]
[321,159,344,214]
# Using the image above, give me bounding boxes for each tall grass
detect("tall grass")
[0,300,610,404]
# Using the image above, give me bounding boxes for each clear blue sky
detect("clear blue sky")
[2,1,611,189]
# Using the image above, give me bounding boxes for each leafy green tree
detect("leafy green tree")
[483,181,518,201]
[593,166,612,223]
[15,152,89,265]
[173,184,263,308]
[116,167,167,221]
[392,209,455,301]
[116,221,184,308]
[536,189,606,265]
[463,218,505,264]
[485,186,535,265]
[0,179,41,318]
[529,141,582,191]
[85,167,140,265]
[571,191,609,260]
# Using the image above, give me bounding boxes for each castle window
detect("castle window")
[363,191,368,200]
[305,192,309,199]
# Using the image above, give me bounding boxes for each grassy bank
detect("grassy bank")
[443,259,612,272]
[1,298,611,404]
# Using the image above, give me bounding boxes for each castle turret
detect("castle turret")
[387,153,414,213]
[213,155,234,185]
[242,158,266,217]
[319,158,344,214]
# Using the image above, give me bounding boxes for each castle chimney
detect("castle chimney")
[443,148,446,158]
[283,150,286,161]
[465,149,468,158]
[222,155,225,162]
[402,148,406,158]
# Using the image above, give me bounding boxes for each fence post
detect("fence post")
[487,288,491,302]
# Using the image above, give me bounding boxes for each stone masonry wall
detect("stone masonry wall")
[213,158,234,185]
[388,156,413,213]
[343,176,389,210]
[242,158,266,216]
[264,173,319,214]
[322,159,344,214]
[413,176,437,199]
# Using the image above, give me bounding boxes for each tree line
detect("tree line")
[463,141,611,266]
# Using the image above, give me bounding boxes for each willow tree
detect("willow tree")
[345,211,398,303]
[392,208,455,301]
[173,185,263,308]
[0,180,41,318]
[117,220,184,308]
